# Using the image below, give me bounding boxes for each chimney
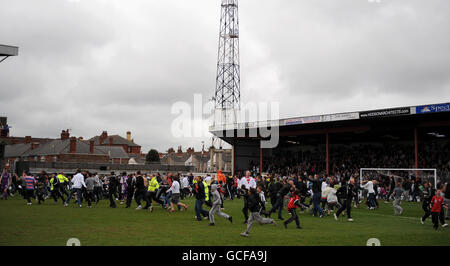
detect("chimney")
[177,146,183,155]
[61,129,70,140]
[70,137,77,154]
[31,142,40,150]
[24,136,32,144]
[126,131,131,141]
[90,140,95,154]
[109,136,114,145]
[99,131,108,144]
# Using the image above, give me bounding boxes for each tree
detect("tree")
[146,149,160,163]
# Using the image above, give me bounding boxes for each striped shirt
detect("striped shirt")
[24,176,36,190]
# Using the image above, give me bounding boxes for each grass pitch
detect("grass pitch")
[0,195,449,246]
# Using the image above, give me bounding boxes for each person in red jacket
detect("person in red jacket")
[283,188,302,229]
[430,189,448,230]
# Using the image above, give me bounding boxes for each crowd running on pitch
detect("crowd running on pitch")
[1,168,449,236]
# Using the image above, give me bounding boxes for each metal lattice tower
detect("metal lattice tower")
[214,0,240,125]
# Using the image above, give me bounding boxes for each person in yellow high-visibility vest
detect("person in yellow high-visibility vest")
[144,175,164,212]
[57,173,69,197]
[204,174,213,186]
[49,173,65,203]
[203,179,211,207]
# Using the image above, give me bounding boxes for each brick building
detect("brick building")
[89,131,141,155]
[160,146,232,173]
[3,129,132,169]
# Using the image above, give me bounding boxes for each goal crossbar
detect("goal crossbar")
[360,168,437,189]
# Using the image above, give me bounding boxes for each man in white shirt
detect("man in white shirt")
[64,170,86,208]
[240,171,256,223]
[180,175,190,199]
[361,179,376,210]
[167,175,188,212]
[240,171,256,190]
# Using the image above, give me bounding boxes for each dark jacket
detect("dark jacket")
[307,177,322,194]
[126,177,135,192]
[337,182,355,200]
[268,181,282,199]
[109,175,119,191]
[248,192,263,213]
[194,182,206,200]
[135,176,145,192]
[423,187,435,207]
[226,176,235,186]
[445,183,450,199]
[295,181,308,196]
[278,183,291,198]
[346,183,355,200]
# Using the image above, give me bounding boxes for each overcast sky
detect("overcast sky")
[1,0,449,153]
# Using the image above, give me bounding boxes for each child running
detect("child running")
[257,185,267,215]
[240,188,276,237]
[283,188,302,229]
[430,189,448,230]
[208,183,232,226]
[393,182,405,216]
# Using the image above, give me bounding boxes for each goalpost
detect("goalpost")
[360,168,437,189]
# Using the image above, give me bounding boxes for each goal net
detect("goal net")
[360,168,437,190]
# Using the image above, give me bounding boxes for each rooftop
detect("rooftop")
[0,44,19,57]
[90,134,140,147]
[210,102,450,133]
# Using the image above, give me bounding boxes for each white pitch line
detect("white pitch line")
[368,212,423,221]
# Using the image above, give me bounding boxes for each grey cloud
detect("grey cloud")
[1,0,449,152]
